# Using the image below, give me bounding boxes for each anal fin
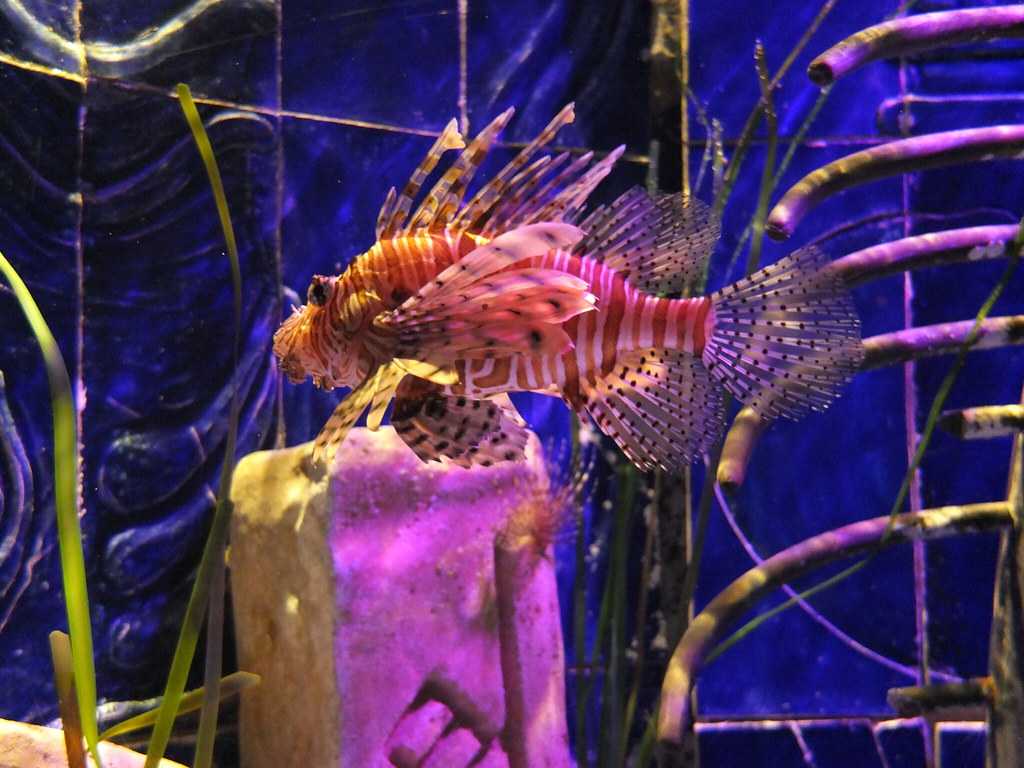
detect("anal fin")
[580,349,725,472]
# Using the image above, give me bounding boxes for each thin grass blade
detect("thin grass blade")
[178,82,244,768]
[0,251,102,766]
[99,673,259,742]
[50,631,86,768]
[143,83,244,768]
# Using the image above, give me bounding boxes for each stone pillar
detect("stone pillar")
[230,427,572,768]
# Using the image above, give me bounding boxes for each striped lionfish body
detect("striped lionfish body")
[273,105,863,472]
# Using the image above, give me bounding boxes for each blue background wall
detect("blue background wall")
[0,0,1022,765]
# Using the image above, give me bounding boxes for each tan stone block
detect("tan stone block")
[230,426,571,768]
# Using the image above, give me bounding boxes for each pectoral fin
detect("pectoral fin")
[391,378,529,468]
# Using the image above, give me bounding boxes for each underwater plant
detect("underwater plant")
[0,82,255,768]
[0,250,101,765]
[141,84,250,768]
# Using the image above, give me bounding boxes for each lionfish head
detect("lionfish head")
[272,275,365,390]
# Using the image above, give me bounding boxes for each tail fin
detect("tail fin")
[702,246,862,419]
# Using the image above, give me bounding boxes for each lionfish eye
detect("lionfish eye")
[307,279,328,307]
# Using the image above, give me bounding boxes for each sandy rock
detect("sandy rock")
[0,718,185,767]
[230,426,571,768]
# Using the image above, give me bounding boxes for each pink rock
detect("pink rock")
[230,427,572,768]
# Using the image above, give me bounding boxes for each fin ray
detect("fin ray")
[703,245,863,420]
[312,366,384,465]
[392,378,529,467]
[454,103,576,231]
[378,119,465,239]
[581,349,725,472]
[575,188,721,295]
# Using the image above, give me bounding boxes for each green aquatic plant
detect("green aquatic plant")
[50,631,86,768]
[0,83,255,767]
[0,249,103,767]
[143,82,245,768]
[100,672,258,742]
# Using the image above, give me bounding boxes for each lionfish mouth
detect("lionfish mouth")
[272,313,309,384]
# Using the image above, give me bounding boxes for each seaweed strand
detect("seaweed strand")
[50,631,86,768]
[746,41,778,276]
[143,83,245,768]
[0,251,102,766]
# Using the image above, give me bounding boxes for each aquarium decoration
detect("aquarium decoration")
[0,1,1023,767]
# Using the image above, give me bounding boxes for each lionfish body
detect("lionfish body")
[273,105,863,472]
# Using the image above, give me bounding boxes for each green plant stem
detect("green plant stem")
[599,464,637,768]
[714,0,838,215]
[99,673,259,742]
[0,251,101,766]
[677,436,726,638]
[50,631,86,768]
[725,86,832,278]
[747,42,778,276]
[708,234,1022,665]
[622,472,659,748]
[772,86,832,192]
[571,415,589,768]
[144,82,244,768]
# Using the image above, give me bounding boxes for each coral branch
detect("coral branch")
[825,225,1019,286]
[988,384,1024,765]
[716,408,768,489]
[862,316,1024,369]
[766,126,1024,240]
[887,677,992,719]
[656,503,1013,744]
[939,404,1024,440]
[807,6,1024,86]
[718,317,1024,489]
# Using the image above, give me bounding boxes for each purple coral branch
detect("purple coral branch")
[887,677,992,719]
[939,404,1024,440]
[714,484,962,683]
[656,503,1013,744]
[766,126,1024,240]
[824,225,1020,286]
[716,409,769,493]
[987,383,1024,765]
[717,316,1024,489]
[862,316,1024,369]
[807,6,1024,86]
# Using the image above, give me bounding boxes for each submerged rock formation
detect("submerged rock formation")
[230,426,571,768]
[0,718,185,767]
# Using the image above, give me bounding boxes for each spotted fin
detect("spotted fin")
[404,109,514,234]
[574,188,721,295]
[703,245,863,420]
[478,146,626,238]
[396,222,584,306]
[392,378,529,467]
[377,119,465,239]
[312,366,385,465]
[453,103,576,231]
[580,349,726,472]
[374,224,591,361]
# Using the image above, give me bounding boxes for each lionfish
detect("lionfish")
[273,104,862,472]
